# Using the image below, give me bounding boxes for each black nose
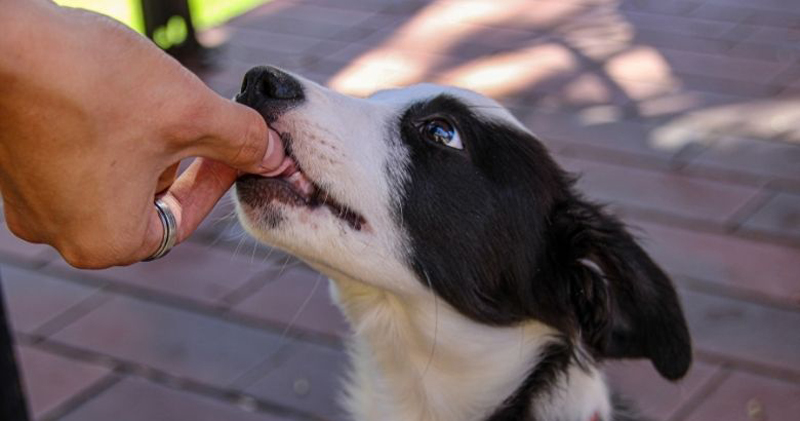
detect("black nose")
[236,66,304,108]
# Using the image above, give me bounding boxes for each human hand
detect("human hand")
[0,0,284,268]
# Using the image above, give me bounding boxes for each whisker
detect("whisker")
[277,272,324,343]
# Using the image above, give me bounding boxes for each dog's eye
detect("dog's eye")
[422,119,463,150]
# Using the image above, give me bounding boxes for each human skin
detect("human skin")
[0,0,284,268]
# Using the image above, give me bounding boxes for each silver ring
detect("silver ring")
[143,199,177,261]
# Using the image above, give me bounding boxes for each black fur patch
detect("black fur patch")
[396,95,691,385]
[486,340,574,421]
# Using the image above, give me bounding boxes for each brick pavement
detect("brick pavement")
[2,0,799,420]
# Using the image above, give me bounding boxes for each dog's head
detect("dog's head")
[234,66,691,380]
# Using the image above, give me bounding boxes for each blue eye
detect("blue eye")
[422,119,463,150]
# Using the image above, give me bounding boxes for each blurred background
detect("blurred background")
[1,0,799,420]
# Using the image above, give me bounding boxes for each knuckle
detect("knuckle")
[4,216,39,244]
[59,246,109,269]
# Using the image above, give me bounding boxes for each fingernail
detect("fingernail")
[260,128,285,172]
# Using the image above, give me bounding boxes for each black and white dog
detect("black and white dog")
[234,66,692,421]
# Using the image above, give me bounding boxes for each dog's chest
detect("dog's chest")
[332,277,559,421]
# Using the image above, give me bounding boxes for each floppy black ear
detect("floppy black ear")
[555,198,692,380]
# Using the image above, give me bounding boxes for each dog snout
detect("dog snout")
[237,66,304,108]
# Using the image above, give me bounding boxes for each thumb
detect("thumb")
[188,98,285,174]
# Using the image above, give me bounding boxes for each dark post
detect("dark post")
[0,271,30,421]
[140,0,206,63]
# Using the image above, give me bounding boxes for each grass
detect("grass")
[55,0,268,33]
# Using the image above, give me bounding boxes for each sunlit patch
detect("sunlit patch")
[605,47,679,94]
[651,99,800,150]
[436,45,576,97]
[578,105,624,125]
[197,26,230,48]
[329,51,441,96]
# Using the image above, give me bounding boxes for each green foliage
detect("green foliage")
[55,0,268,34]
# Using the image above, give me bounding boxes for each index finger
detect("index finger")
[138,158,237,262]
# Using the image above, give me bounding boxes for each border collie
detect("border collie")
[233,66,692,421]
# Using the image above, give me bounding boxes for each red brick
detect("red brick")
[232,264,350,338]
[681,288,800,372]
[742,27,800,46]
[2,267,100,334]
[235,1,375,26]
[620,47,784,84]
[51,295,284,386]
[705,0,800,13]
[244,341,349,421]
[0,226,57,266]
[683,370,800,421]
[687,137,800,184]
[46,242,273,306]
[636,221,800,305]
[605,359,720,421]
[228,3,375,41]
[59,377,291,421]
[618,0,701,16]
[17,345,111,419]
[621,10,737,37]
[631,88,749,119]
[294,0,419,14]
[633,28,736,56]
[739,192,800,240]
[518,108,681,160]
[686,3,753,24]
[557,157,760,223]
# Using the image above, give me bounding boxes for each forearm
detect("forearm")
[0,0,59,81]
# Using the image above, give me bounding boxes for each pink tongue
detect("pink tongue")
[261,156,297,177]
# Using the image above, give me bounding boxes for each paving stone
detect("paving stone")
[47,242,273,306]
[194,196,240,240]
[519,109,684,160]
[683,370,800,421]
[245,341,350,421]
[621,10,737,38]
[240,0,377,25]
[631,28,736,57]
[233,264,350,338]
[680,288,800,373]
[610,45,784,85]
[51,295,284,387]
[229,3,375,41]
[635,221,800,306]
[557,157,760,223]
[0,226,56,267]
[17,345,111,419]
[618,0,701,16]
[59,376,290,421]
[704,0,800,14]
[1,266,100,334]
[688,137,800,184]
[606,359,719,421]
[739,192,800,240]
[289,0,406,14]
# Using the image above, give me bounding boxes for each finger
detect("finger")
[187,98,285,175]
[155,162,180,195]
[136,158,237,262]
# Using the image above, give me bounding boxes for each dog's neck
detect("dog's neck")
[331,276,612,421]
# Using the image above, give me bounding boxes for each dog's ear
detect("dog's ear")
[554,198,692,380]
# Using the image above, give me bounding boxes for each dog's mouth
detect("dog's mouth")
[237,148,367,232]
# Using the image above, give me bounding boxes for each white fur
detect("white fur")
[236,72,612,421]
